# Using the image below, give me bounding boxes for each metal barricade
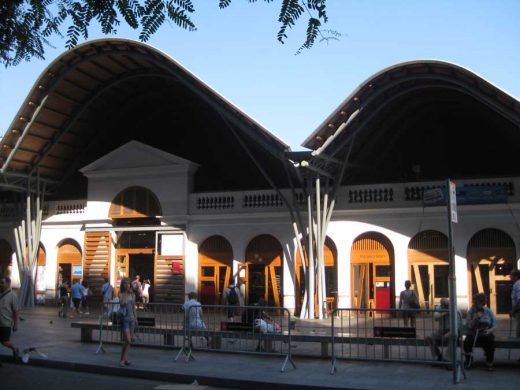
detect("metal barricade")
[95,301,185,354]
[330,308,464,374]
[176,304,296,372]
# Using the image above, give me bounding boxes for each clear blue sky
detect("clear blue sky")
[1,1,519,150]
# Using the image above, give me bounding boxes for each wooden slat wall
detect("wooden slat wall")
[154,255,185,303]
[84,232,111,295]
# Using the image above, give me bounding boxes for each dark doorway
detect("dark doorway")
[59,263,72,284]
[248,264,266,303]
[129,254,154,282]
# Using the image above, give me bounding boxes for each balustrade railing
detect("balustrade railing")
[0,178,517,221]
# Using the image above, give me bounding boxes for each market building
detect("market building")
[1,39,519,316]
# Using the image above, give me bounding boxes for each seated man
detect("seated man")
[426,298,460,363]
[464,293,496,371]
[183,292,209,347]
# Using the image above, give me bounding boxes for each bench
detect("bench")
[71,320,184,345]
[374,326,416,338]
[476,336,520,349]
[220,321,254,331]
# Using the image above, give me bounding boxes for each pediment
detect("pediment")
[80,140,196,174]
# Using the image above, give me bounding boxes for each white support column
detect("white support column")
[393,238,410,306]
[307,191,315,319]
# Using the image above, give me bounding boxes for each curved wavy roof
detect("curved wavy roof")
[0,38,290,196]
[304,60,520,184]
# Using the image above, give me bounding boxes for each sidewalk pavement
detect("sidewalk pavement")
[1,306,519,390]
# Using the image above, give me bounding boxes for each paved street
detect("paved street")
[0,306,519,390]
[1,363,225,390]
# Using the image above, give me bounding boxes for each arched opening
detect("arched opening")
[244,235,283,306]
[57,239,82,287]
[0,239,13,277]
[467,228,516,314]
[102,186,162,297]
[407,230,449,309]
[198,235,233,305]
[295,237,338,316]
[109,186,162,219]
[350,232,394,310]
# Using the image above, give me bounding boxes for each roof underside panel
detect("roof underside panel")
[0,40,290,198]
[307,61,520,185]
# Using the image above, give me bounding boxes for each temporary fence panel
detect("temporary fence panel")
[176,304,296,372]
[96,302,185,353]
[330,308,463,372]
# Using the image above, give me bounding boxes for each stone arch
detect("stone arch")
[407,230,449,309]
[57,239,83,286]
[350,232,395,310]
[198,235,234,305]
[245,234,283,306]
[109,186,162,219]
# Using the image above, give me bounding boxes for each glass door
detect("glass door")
[470,259,514,314]
[351,264,370,309]
[199,264,231,305]
[115,253,129,294]
[411,263,449,310]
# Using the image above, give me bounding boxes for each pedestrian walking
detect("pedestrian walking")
[80,280,90,315]
[142,279,151,304]
[58,280,70,318]
[70,279,82,316]
[0,276,20,365]
[118,277,137,367]
[222,281,242,321]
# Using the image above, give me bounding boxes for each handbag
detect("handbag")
[408,293,420,309]
[117,305,128,320]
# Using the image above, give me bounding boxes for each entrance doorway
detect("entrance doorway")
[115,250,154,290]
[350,232,394,310]
[198,236,233,305]
[200,264,231,305]
[57,240,82,286]
[408,230,449,310]
[467,228,516,315]
[129,253,154,281]
[245,235,283,306]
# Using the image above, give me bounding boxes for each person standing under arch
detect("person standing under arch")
[222,281,243,321]
[399,280,419,327]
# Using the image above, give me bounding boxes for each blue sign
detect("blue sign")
[72,265,82,276]
[423,184,508,206]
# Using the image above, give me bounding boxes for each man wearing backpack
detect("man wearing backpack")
[222,281,242,321]
[131,275,143,304]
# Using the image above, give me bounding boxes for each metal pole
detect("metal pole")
[446,179,459,383]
